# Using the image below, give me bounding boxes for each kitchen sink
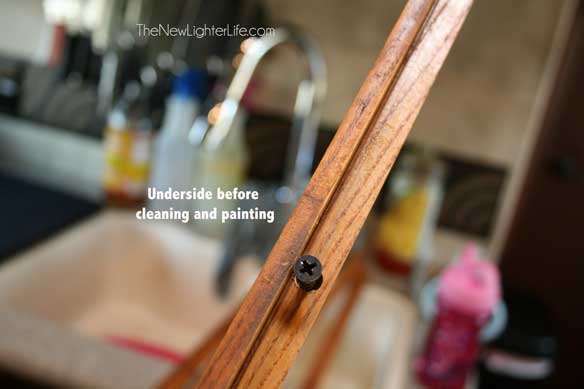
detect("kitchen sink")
[0,210,417,388]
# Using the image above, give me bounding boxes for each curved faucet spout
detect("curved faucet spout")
[204,26,327,195]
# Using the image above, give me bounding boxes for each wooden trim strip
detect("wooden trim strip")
[196,0,472,387]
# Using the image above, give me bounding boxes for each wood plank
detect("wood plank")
[233,3,473,387]
[196,0,472,387]
[194,1,436,386]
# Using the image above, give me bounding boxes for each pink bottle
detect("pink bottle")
[416,244,500,388]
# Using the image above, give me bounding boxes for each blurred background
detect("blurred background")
[0,0,582,388]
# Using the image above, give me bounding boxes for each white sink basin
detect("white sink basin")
[0,211,256,355]
[0,210,417,388]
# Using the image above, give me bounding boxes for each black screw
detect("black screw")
[293,255,323,291]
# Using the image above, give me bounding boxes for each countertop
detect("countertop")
[0,172,100,260]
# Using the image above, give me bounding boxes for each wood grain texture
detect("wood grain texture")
[160,257,364,388]
[196,0,472,387]
[194,2,435,387]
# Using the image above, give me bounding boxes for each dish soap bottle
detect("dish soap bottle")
[102,82,153,206]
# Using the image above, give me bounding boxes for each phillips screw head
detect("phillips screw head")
[293,255,323,291]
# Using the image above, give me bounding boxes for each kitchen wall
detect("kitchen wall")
[254,0,570,167]
[0,0,51,63]
[249,0,575,263]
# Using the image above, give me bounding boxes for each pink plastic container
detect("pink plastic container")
[416,244,500,388]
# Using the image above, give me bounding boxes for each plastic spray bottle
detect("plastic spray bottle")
[149,69,207,212]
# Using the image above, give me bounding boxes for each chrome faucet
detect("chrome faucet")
[203,26,326,197]
[205,26,327,295]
